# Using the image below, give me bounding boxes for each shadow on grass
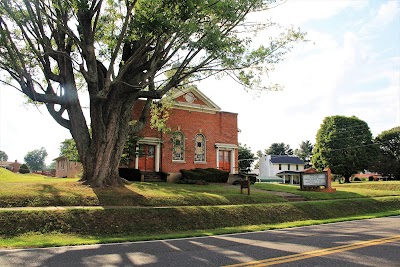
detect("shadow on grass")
[92,184,149,206]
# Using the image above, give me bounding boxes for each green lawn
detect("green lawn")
[1,199,399,248]
[254,181,400,200]
[2,168,400,249]
[0,168,285,207]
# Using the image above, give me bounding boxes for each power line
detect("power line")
[318,140,393,152]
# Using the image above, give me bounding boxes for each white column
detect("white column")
[135,146,139,169]
[216,147,220,169]
[290,175,293,184]
[155,143,160,172]
[231,149,235,174]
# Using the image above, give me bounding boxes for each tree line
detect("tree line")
[0,147,50,173]
[238,115,400,181]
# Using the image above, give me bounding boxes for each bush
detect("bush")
[369,176,374,181]
[118,168,141,181]
[179,168,229,183]
[19,164,30,174]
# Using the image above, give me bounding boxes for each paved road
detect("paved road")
[1,216,399,267]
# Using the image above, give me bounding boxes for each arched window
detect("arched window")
[172,132,185,161]
[194,134,206,162]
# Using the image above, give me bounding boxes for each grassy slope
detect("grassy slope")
[1,198,399,248]
[1,168,400,248]
[254,181,400,200]
[0,168,285,207]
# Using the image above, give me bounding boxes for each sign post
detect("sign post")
[240,176,250,195]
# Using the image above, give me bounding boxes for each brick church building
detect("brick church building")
[129,87,239,182]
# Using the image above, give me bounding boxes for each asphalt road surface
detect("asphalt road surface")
[1,216,399,267]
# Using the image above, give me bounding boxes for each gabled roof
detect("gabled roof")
[171,87,221,113]
[270,155,305,165]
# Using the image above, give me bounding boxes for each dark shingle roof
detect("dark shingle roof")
[270,155,304,164]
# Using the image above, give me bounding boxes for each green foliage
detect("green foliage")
[370,126,400,179]
[238,143,256,172]
[19,163,30,174]
[149,97,173,133]
[265,142,293,155]
[180,168,229,183]
[0,150,8,161]
[59,139,80,161]
[46,161,56,170]
[24,147,47,172]
[294,140,313,167]
[120,131,142,167]
[1,197,399,239]
[0,0,306,186]
[312,115,375,181]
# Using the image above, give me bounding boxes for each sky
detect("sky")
[0,0,399,165]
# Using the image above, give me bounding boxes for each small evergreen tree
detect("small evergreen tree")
[19,164,30,174]
[238,144,256,173]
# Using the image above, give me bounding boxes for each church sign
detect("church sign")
[300,167,336,193]
[302,173,327,187]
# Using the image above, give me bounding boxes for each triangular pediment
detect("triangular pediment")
[171,87,221,113]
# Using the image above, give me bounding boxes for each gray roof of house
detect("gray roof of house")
[270,155,305,164]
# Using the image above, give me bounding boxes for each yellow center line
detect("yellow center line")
[223,235,400,267]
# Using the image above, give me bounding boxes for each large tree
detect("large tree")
[264,142,293,155]
[370,126,400,179]
[312,115,375,183]
[0,150,8,162]
[294,140,313,167]
[24,147,48,171]
[0,0,305,187]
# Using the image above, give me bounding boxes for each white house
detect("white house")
[259,155,305,184]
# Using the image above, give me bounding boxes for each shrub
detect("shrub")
[118,168,141,181]
[19,164,30,174]
[179,168,229,183]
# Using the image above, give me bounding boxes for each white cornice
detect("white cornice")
[172,87,221,112]
[215,143,238,149]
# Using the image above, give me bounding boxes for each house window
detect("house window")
[288,164,290,170]
[279,164,282,170]
[296,164,299,171]
[194,134,206,162]
[172,132,185,161]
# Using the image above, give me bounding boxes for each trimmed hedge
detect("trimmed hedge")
[118,168,141,181]
[180,168,229,183]
[1,197,399,237]
[19,164,30,174]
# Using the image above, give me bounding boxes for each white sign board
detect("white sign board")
[302,173,327,186]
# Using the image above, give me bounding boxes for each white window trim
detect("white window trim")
[194,133,206,163]
[172,132,185,162]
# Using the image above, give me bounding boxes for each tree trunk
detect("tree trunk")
[77,90,139,187]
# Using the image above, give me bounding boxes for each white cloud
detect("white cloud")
[374,1,400,26]
[257,0,362,26]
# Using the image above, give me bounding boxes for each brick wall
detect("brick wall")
[131,99,238,176]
